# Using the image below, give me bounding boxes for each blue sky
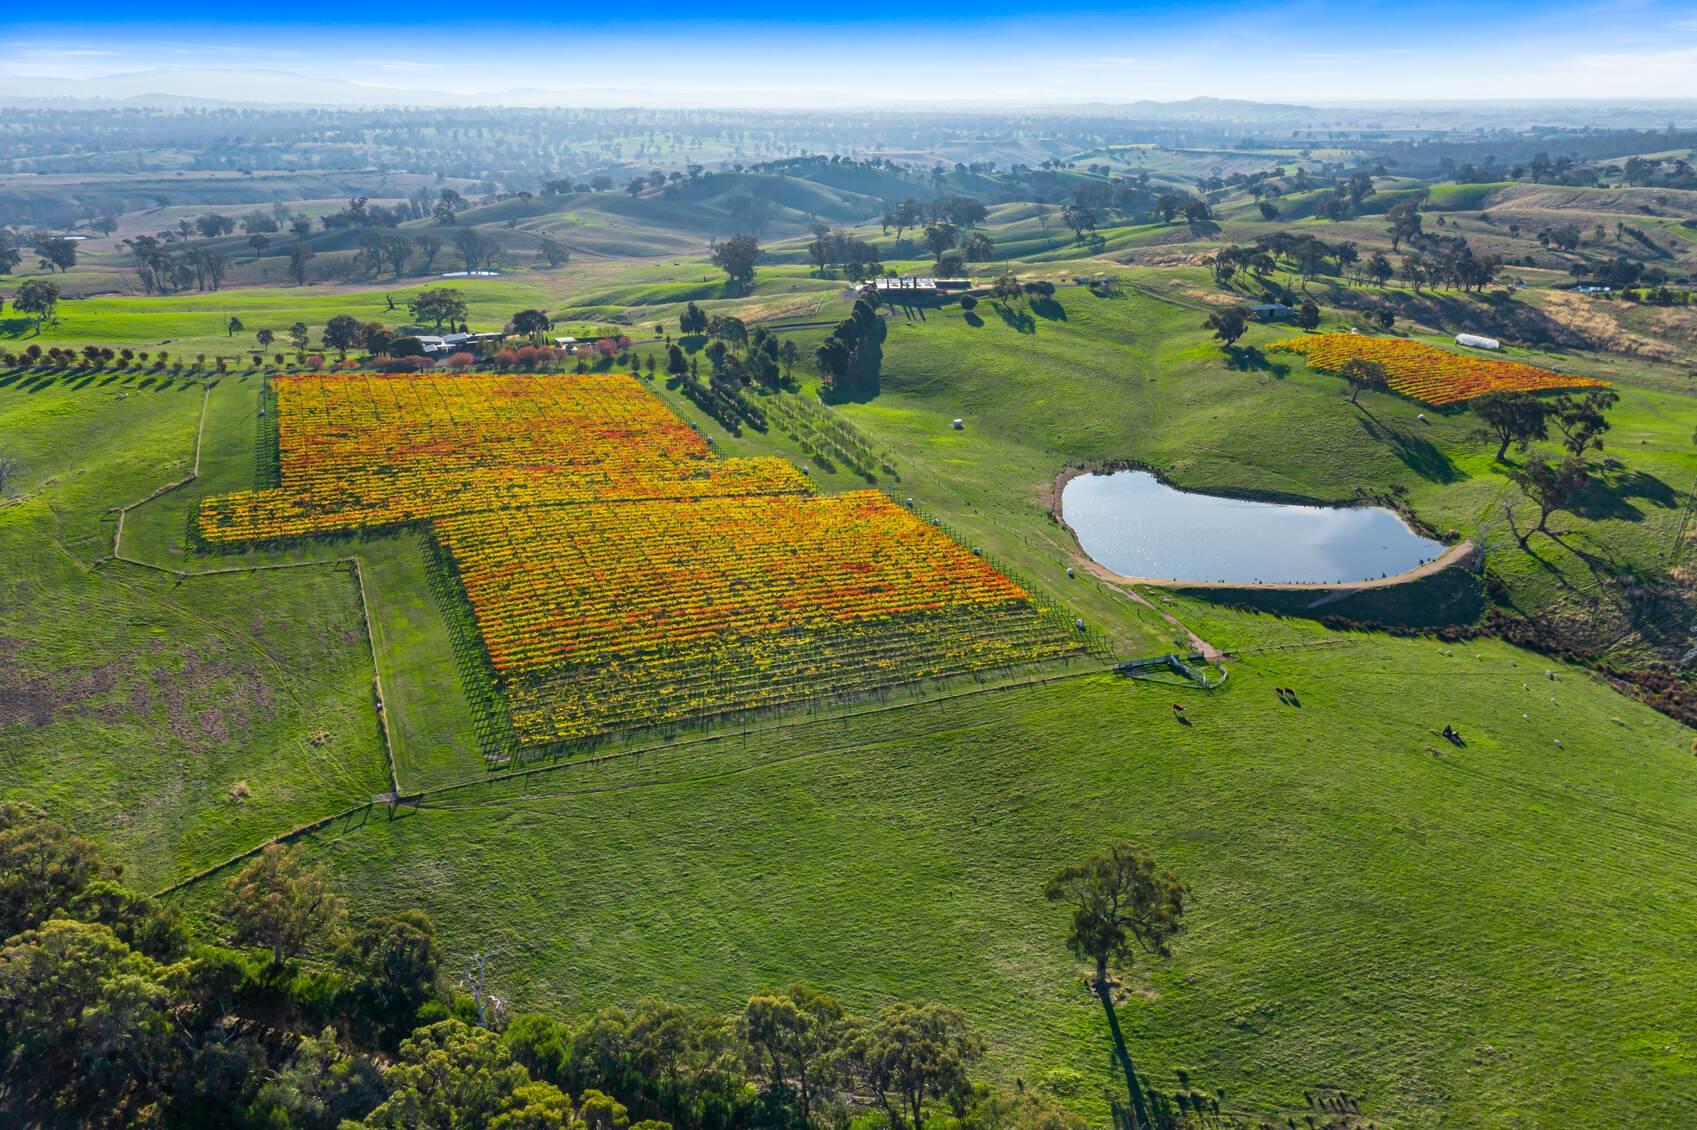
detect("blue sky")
[6,1,1697,104]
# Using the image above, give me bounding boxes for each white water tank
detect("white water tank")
[1455,333,1500,350]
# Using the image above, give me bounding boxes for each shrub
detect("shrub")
[372,355,431,373]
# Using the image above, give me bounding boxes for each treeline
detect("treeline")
[0,803,1082,1130]
[111,196,561,293]
[0,230,77,276]
[661,305,789,434]
[1209,220,1504,294]
[813,297,884,401]
[1372,130,1697,179]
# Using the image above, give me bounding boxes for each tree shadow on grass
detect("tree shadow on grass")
[1031,297,1067,321]
[1569,468,1677,523]
[1354,404,1461,483]
[1514,534,1606,603]
[1223,346,1289,376]
[993,303,1036,335]
[1533,525,1693,647]
[14,372,64,393]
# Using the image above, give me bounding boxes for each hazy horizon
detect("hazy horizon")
[7,0,1697,108]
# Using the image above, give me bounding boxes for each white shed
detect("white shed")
[1455,333,1500,350]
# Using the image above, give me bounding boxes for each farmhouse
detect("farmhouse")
[871,276,938,297]
[416,331,506,356]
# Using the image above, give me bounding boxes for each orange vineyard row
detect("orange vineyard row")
[434,490,1032,674]
[1269,335,1607,406]
[197,372,809,543]
[436,492,1077,743]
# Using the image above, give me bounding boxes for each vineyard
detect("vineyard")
[438,492,1082,744]
[767,392,897,481]
[1269,335,1608,406]
[198,373,809,544]
[199,372,1087,750]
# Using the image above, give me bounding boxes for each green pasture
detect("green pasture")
[1,277,556,355]
[283,627,1697,1130]
[0,373,392,886]
[1421,182,1515,211]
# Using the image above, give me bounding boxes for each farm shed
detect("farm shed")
[1454,333,1501,350]
[1248,303,1295,321]
[871,277,939,297]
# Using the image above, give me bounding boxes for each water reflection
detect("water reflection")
[1061,471,1445,585]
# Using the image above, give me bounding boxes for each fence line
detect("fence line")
[92,376,405,805]
[153,660,1120,898]
[108,382,212,560]
[152,802,378,899]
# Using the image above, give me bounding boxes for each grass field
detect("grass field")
[288,631,1697,1130]
[0,374,392,884]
